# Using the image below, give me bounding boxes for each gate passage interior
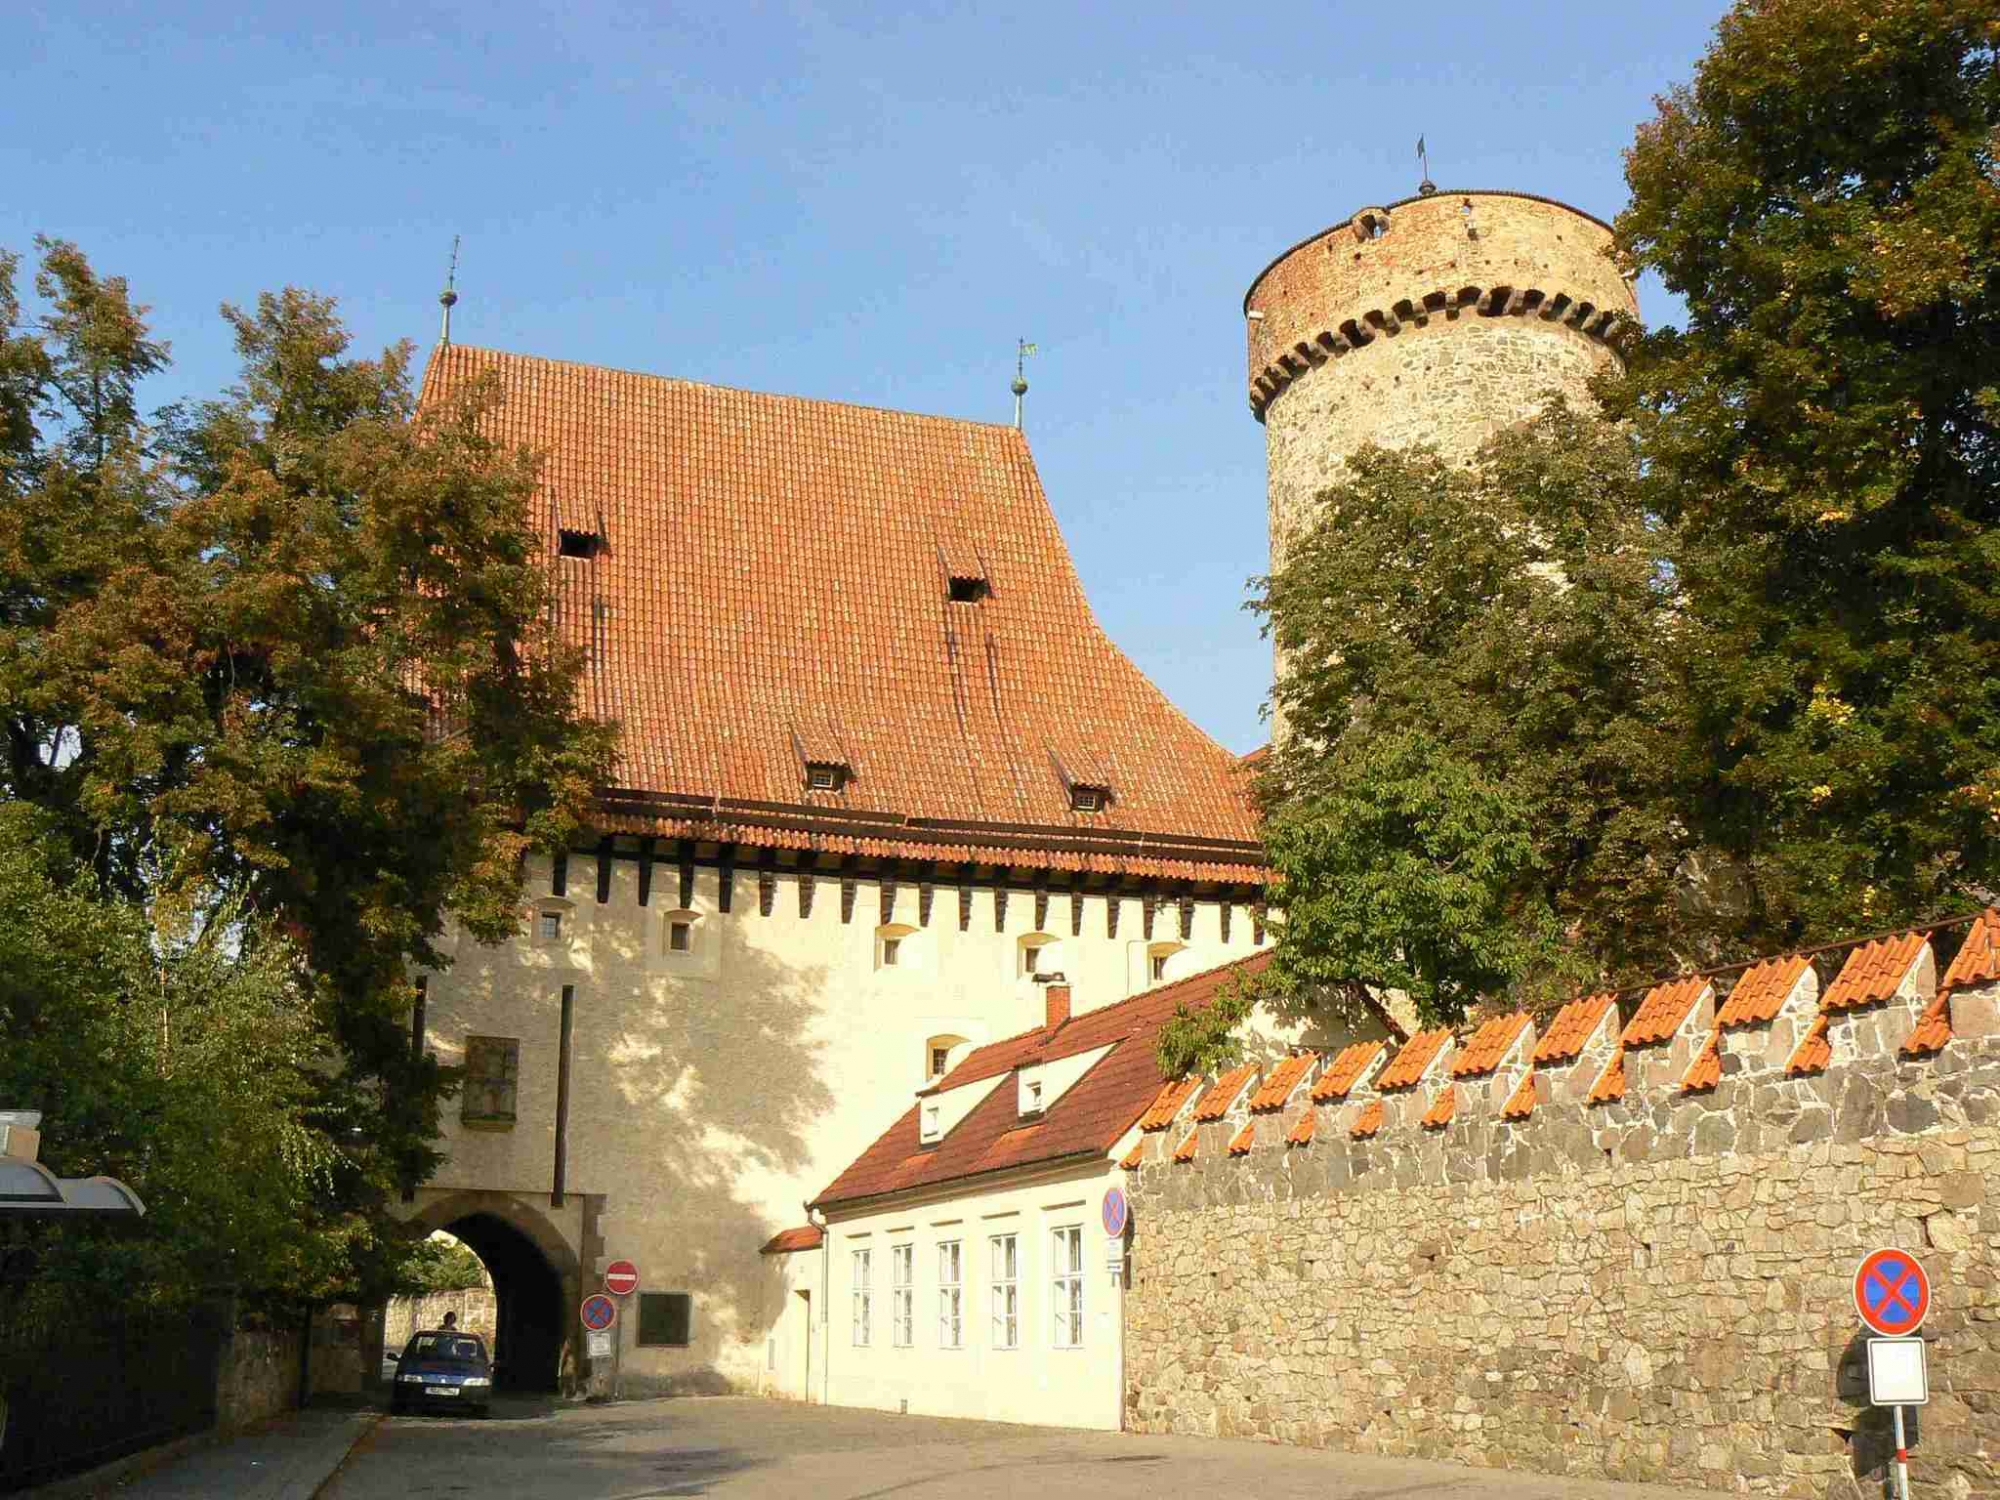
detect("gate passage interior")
[444,1212,564,1392]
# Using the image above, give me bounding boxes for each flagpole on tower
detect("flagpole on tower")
[1417,136,1436,196]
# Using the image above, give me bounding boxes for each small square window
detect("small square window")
[462,1036,519,1126]
[921,1103,941,1141]
[668,920,692,953]
[930,1045,951,1077]
[1025,1080,1044,1113]
[1070,785,1107,813]
[636,1292,693,1347]
[538,912,563,942]
[882,936,901,966]
[1151,954,1169,983]
[805,762,848,792]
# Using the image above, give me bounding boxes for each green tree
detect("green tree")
[1614,0,2000,937]
[0,240,616,1307]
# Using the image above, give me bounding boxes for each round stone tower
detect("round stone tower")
[1245,189,1639,565]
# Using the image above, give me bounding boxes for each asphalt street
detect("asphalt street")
[322,1395,1726,1500]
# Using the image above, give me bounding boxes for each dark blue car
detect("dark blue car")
[390,1330,493,1417]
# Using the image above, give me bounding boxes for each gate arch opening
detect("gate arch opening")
[438,1212,565,1392]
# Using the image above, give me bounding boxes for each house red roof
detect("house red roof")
[1623,977,1712,1046]
[1717,955,1812,1028]
[1822,933,1930,1012]
[418,345,1264,883]
[1450,1013,1532,1079]
[811,953,1270,1209]
[1533,993,1617,1064]
[1942,910,2000,990]
[1311,1041,1386,1101]
[1247,1053,1317,1112]
[759,1225,824,1255]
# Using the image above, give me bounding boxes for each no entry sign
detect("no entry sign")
[604,1259,640,1297]
[1855,1249,1930,1337]
[580,1293,618,1332]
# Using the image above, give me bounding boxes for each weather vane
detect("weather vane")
[1417,135,1436,196]
[1012,338,1038,430]
[439,235,461,345]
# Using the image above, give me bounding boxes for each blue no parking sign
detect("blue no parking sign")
[1855,1249,1930,1337]
[581,1294,618,1332]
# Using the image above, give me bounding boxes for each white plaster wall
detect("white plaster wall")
[420,850,1261,1394]
[819,1160,1123,1429]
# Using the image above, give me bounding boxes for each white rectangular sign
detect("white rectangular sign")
[1867,1337,1928,1406]
[586,1327,615,1361]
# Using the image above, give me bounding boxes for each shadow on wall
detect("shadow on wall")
[588,907,836,1383]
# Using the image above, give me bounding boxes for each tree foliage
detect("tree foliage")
[0,239,615,1312]
[1612,0,2000,938]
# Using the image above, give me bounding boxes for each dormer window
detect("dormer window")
[557,528,603,559]
[805,761,849,793]
[1024,1080,1044,1114]
[947,575,989,603]
[921,1102,942,1144]
[1069,783,1110,813]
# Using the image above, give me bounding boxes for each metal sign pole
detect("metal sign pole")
[1891,1405,1911,1500]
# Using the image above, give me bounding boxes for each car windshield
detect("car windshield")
[402,1333,485,1363]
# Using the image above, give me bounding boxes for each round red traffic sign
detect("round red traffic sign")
[1855,1249,1930,1337]
[580,1294,617,1332]
[605,1259,639,1297]
[1101,1186,1129,1239]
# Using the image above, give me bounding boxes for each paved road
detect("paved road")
[325,1395,1723,1500]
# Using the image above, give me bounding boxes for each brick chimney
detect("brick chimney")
[1044,981,1071,1035]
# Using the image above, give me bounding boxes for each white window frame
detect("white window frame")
[1051,1225,1084,1349]
[937,1241,963,1349]
[891,1243,914,1348]
[990,1233,1019,1351]
[850,1248,872,1347]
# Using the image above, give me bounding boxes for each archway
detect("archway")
[440,1211,565,1392]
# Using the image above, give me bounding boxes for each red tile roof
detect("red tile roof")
[812,954,1269,1208]
[1942,910,2000,991]
[1248,1053,1317,1112]
[1787,1015,1832,1076]
[1450,1013,1532,1079]
[419,345,1265,883]
[1623,977,1712,1046]
[1286,1110,1316,1146]
[1717,955,1813,1028]
[1350,1099,1386,1139]
[1500,1072,1538,1121]
[1119,1140,1144,1171]
[1136,1077,1203,1132]
[1192,1063,1260,1123]
[760,1225,824,1255]
[1311,1041,1386,1101]
[1533,993,1617,1064]
[1903,993,1953,1058]
[1172,1128,1200,1164]
[1228,1121,1257,1156]
[1587,1046,1627,1104]
[1682,1034,1722,1093]
[1378,1029,1454,1090]
[1419,1085,1457,1129]
[1823,932,1930,1012]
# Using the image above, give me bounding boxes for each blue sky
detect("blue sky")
[6,1,1722,753]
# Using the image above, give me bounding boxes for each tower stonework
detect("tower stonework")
[1245,190,1639,565]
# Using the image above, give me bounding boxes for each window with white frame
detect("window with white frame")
[891,1243,914,1347]
[937,1241,963,1349]
[1051,1225,1084,1348]
[850,1249,872,1346]
[990,1233,1019,1350]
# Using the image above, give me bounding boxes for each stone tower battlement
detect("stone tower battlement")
[1246,190,1639,562]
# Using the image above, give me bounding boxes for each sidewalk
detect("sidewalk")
[74,1402,378,1500]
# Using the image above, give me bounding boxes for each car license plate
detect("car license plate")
[430,1386,459,1396]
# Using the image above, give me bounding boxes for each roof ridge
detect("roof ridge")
[428,342,1029,434]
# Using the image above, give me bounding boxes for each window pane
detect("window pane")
[637,1292,692,1346]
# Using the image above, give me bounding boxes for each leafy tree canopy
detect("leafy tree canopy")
[0,240,616,1312]
[1613,0,2000,934]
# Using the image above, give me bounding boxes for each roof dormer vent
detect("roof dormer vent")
[557,528,603,559]
[947,574,989,604]
[805,761,849,793]
[1068,783,1110,813]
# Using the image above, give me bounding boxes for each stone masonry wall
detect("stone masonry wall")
[1125,968,2000,1500]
